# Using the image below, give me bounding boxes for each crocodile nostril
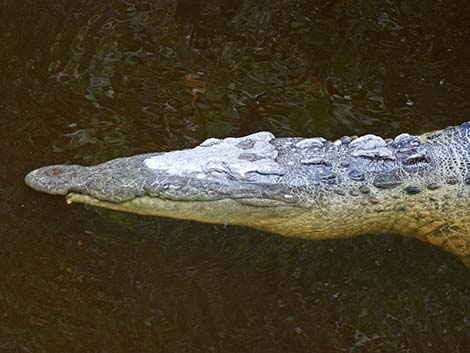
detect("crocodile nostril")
[49,167,63,176]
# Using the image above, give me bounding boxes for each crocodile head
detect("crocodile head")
[25,132,310,236]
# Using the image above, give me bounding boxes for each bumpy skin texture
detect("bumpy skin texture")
[25,122,470,264]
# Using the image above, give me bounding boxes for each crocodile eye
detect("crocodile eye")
[349,134,395,161]
[403,151,430,165]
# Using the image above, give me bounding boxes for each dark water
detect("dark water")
[1,0,470,351]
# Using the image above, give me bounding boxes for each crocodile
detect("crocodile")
[25,122,470,266]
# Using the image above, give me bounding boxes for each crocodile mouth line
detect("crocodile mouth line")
[65,191,305,208]
[65,192,303,227]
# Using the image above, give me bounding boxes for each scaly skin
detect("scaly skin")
[25,122,470,265]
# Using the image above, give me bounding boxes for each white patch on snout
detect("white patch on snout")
[144,132,285,179]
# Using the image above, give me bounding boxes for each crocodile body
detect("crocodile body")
[25,122,470,265]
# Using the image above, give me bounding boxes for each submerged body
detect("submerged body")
[25,122,470,265]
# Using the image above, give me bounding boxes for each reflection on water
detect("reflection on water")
[1,0,470,351]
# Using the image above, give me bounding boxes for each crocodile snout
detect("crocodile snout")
[25,165,86,195]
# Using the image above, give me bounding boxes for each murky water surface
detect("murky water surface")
[1,0,470,351]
